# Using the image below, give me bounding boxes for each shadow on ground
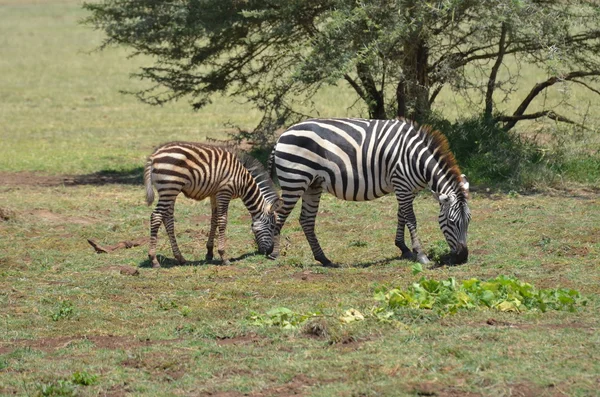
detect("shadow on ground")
[0,168,144,187]
[138,252,260,268]
[65,168,144,186]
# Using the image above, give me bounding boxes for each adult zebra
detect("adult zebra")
[144,142,282,267]
[268,118,471,267]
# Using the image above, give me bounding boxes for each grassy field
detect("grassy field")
[1,1,599,396]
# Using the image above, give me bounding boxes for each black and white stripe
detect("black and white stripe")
[144,142,282,267]
[269,118,471,266]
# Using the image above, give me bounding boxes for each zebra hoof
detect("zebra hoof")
[267,253,279,260]
[316,255,337,268]
[149,255,161,268]
[401,251,415,261]
[416,253,431,265]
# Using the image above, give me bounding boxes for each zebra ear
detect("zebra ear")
[269,198,284,214]
[437,193,450,204]
[461,174,470,193]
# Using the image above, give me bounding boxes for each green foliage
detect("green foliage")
[83,0,600,142]
[71,371,98,386]
[51,301,74,322]
[374,275,586,320]
[425,240,451,264]
[36,380,75,397]
[554,154,600,186]
[430,116,550,189]
[248,307,323,330]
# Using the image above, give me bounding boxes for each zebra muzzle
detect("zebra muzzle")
[453,246,469,264]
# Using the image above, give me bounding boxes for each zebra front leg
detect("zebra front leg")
[396,191,430,265]
[205,196,218,262]
[269,192,301,260]
[300,186,335,267]
[215,193,232,266]
[394,210,414,261]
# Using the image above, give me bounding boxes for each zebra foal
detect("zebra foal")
[144,142,282,267]
[269,118,471,267]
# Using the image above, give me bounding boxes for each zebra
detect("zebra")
[268,118,471,267]
[144,142,283,268]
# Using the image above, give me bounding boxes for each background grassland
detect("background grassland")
[0,1,599,397]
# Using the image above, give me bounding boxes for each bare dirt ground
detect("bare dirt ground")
[0,171,143,187]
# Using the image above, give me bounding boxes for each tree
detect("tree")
[84,0,600,142]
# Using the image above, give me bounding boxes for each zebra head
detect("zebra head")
[435,175,471,264]
[251,198,284,256]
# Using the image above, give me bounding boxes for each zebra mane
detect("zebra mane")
[400,119,467,198]
[235,152,280,205]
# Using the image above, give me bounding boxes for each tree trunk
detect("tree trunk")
[397,33,430,122]
[356,62,386,119]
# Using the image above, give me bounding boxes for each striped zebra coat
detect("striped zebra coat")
[144,142,282,267]
[269,118,471,267]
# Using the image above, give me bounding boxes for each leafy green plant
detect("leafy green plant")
[428,115,550,189]
[71,371,98,386]
[374,275,585,320]
[249,307,323,330]
[51,301,74,322]
[37,380,75,397]
[157,298,178,311]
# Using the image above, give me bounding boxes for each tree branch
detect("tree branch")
[501,70,600,130]
[485,23,508,118]
[571,79,600,96]
[496,110,590,131]
[344,74,367,102]
[429,83,443,106]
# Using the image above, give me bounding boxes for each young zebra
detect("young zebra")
[268,118,471,267]
[144,142,282,268]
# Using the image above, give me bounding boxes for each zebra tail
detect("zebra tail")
[144,158,155,206]
[266,146,278,185]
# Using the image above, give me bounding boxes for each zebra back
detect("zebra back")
[145,141,279,211]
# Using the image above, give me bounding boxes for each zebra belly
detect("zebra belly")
[275,153,393,201]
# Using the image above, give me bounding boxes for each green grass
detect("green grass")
[1,1,599,396]
[1,184,599,396]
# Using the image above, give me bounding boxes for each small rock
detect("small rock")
[120,266,140,276]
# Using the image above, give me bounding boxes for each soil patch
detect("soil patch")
[121,351,188,381]
[0,335,181,354]
[215,333,262,346]
[292,270,328,282]
[202,374,317,397]
[484,318,594,331]
[0,172,66,187]
[0,170,142,188]
[30,209,96,225]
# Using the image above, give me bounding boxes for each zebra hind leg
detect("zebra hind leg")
[148,208,163,268]
[300,184,337,268]
[163,201,186,265]
[205,196,218,262]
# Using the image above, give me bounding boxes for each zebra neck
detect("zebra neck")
[428,169,458,197]
[240,178,269,217]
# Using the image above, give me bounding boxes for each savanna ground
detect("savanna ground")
[1,1,599,396]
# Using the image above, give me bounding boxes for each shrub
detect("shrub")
[428,115,550,190]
